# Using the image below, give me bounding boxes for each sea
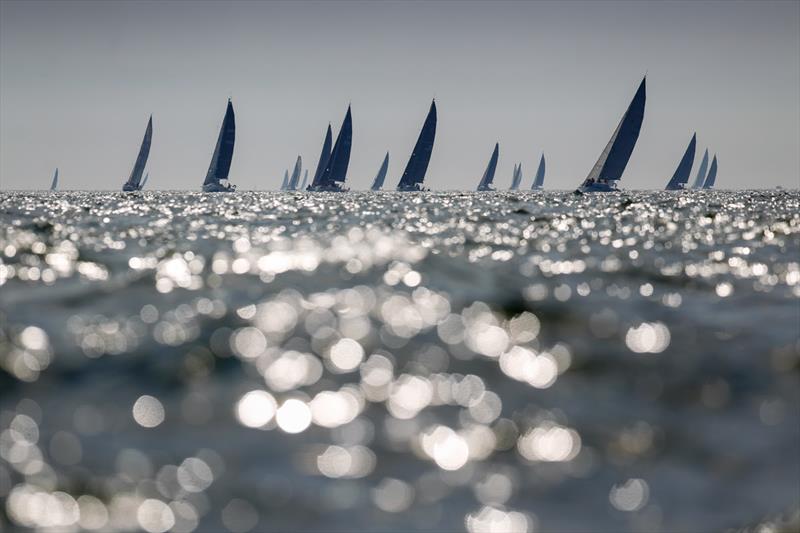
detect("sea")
[0,190,798,532]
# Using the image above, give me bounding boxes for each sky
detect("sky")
[0,0,798,191]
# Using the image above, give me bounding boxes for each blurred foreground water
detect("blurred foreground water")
[0,190,798,532]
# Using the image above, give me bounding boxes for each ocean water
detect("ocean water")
[0,190,798,532]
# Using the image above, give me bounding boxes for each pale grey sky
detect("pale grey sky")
[1,0,798,190]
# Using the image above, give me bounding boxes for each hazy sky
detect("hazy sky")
[1,1,798,190]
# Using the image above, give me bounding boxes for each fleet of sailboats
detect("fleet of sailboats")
[44,82,727,192]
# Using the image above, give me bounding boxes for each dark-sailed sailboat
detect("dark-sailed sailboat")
[510,163,522,190]
[122,116,153,192]
[50,168,59,191]
[309,124,333,189]
[280,171,289,190]
[371,152,390,191]
[308,106,351,192]
[288,156,302,190]
[202,99,236,192]
[532,154,546,190]
[476,143,500,191]
[692,149,709,188]
[576,76,646,193]
[300,170,308,190]
[397,100,437,191]
[702,155,718,189]
[665,133,697,191]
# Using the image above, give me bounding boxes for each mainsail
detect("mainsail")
[281,170,289,190]
[371,152,389,191]
[288,156,302,190]
[397,100,437,191]
[510,163,522,190]
[316,106,352,188]
[50,168,58,191]
[579,77,646,190]
[310,124,333,189]
[532,154,546,190]
[300,170,308,190]
[702,155,717,189]
[122,115,153,191]
[203,100,236,187]
[476,143,499,191]
[692,149,709,188]
[665,133,697,190]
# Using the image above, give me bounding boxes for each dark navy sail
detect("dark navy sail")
[532,154,545,190]
[288,156,302,190]
[310,107,351,191]
[50,168,59,191]
[203,100,236,192]
[310,124,333,189]
[692,149,709,188]
[577,77,646,192]
[510,163,522,190]
[397,100,437,191]
[476,143,499,191]
[123,116,152,191]
[371,152,389,191]
[702,155,717,189]
[665,133,697,190]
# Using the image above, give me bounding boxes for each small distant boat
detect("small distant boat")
[308,106,351,192]
[702,155,717,189]
[50,168,59,191]
[692,148,709,188]
[300,170,308,190]
[509,163,522,190]
[532,154,545,190]
[202,99,236,192]
[140,173,149,190]
[288,156,302,190]
[576,77,646,193]
[371,152,389,191]
[664,133,697,191]
[122,115,153,192]
[476,143,499,191]
[397,100,437,191]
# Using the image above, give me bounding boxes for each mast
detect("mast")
[371,152,390,191]
[476,143,499,191]
[318,106,352,186]
[310,124,333,189]
[123,115,153,190]
[580,76,646,187]
[288,156,302,190]
[204,100,236,186]
[702,155,717,189]
[532,154,546,189]
[692,149,709,188]
[397,100,437,190]
[665,133,696,190]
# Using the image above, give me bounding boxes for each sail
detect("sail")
[50,168,58,191]
[532,154,546,189]
[477,143,499,191]
[281,170,289,190]
[204,100,236,185]
[123,116,153,190]
[288,156,302,190]
[317,106,352,187]
[665,133,697,190]
[510,163,522,190]
[310,124,333,188]
[702,155,717,189]
[692,149,709,188]
[140,173,149,190]
[397,100,437,190]
[371,152,390,191]
[300,170,308,190]
[581,77,646,186]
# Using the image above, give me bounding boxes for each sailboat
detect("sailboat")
[371,152,389,191]
[510,163,522,190]
[122,116,153,191]
[702,155,717,189]
[202,99,236,192]
[49,168,59,191]
[300,170,308,190]
[397,100,437,191]
[140,173,149,190]
[308,106,351,192]
[309,124,332,190]
[576,77,646,193]
[692,149,709,188]
[280,170,289,190]
[532,154,546,190]
[664,133,697,191]
[476,143,499,191]
[288,156,302,190]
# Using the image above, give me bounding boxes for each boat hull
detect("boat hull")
[576,180,620,193]
[307,182,348,192]
[397,183,428,192]
[203,182,237,192]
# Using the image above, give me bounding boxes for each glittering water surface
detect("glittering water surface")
[1,190,798,532]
